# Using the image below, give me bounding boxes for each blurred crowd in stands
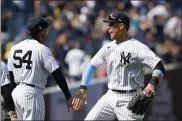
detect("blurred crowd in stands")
[1,0,181,86]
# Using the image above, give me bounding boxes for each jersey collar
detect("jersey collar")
[26,39,39,43]
[114,38,133,44]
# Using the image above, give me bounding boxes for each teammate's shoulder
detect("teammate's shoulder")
[39,44,52,53]
[40,44,50,49]
[11,39,28,48]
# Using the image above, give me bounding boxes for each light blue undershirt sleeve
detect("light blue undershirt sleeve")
[153,69,164,78]
[81,63,96,86]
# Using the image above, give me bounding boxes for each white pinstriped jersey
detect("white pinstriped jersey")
[1,61,10,120]
[7,39,59,89]
[91,38,161,90]
[1,61,10,86]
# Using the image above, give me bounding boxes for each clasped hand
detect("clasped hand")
[67,89,87,114]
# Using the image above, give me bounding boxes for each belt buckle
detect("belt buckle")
[126,90,130,93]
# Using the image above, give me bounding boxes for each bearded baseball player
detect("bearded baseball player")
[73,12,165,120]
[7,16,81,120]
[1,61,17,120]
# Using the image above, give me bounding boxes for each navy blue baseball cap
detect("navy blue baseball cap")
[103,12,130,28]
[28,16,52,38]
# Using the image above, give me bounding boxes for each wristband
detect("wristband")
[150,76,159,86]
[79,85,87,90]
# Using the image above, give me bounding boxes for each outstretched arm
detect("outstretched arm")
[51,67,83,113]
[79,44,107,88]
[79,63,96,104]
[72,63,96,110]
[72,44,106,110]
[80,63,96,89]
[51,68,72,100]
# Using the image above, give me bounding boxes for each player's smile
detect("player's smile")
[110,31,117,40]
[109,32,113,37]
[109,30,113,36]
[107,22,120,40]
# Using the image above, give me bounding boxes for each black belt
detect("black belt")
[18,83,36,88]
[111,89,137,93]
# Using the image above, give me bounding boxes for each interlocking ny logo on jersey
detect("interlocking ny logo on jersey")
[120,52,131,65]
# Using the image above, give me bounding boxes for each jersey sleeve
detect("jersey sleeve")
[91,45,107,68]
[1,62,10,86]
[7,47,14,72]
[138,44,161,69]
[40,46,59,73]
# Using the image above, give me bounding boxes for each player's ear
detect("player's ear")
[119,23,124,29]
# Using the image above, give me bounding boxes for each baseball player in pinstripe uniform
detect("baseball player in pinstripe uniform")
[1,61,17,120]
[7,16,81,120]
[73,12,165,120]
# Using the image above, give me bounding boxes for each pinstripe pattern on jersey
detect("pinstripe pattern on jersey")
[1,109,5,121]
[1,61,10,86]
[12,84,44,120]
[91,38,161,91]
[85,90,144,120]
[88,38,161,120]
[1,61,9,121]
[7,39,59,89]
[8,39,59,120]
[85,93,116,120]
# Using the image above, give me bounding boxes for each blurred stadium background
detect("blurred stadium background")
[1,0,182,120]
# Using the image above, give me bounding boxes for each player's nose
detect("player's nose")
[107,26,110,31]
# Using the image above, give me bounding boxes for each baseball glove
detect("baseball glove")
[127,89,155,115]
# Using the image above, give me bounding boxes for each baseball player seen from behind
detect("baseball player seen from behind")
[1,61,17,120]
[7,16,82,120]
[73,12,165,120]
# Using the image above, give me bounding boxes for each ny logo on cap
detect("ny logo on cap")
[110,13,115,19]
[109,13,122,22]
